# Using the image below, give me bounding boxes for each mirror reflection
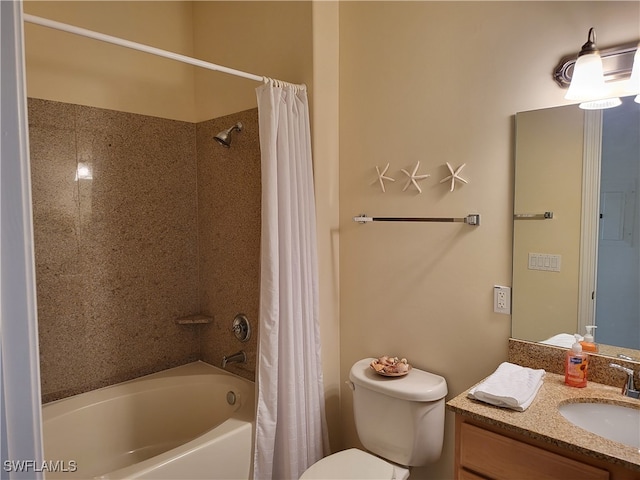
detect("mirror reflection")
[512,96,640,357]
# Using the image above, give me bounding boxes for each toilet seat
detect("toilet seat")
[299,448,409,480]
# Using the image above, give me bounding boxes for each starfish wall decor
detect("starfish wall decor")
[373,163,395,192]
[371,162,469,193]
[439,162,468,192]
[400,161,430,193]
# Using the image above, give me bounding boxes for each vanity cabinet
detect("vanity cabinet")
[454,416,636,480]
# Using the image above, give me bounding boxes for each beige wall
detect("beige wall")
[512,106,585,342]
[24,1,197,122]
[23,1,314,123]
[192,1,313,121]
[338,2,639,478]
[310,1,342,453]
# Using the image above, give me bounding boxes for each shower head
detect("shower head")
[214,122,243,148]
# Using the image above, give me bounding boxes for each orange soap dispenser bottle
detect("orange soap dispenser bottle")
[580,325,598,353]
[565,334,588,388]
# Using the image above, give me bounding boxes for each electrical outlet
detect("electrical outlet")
[494,286,511,314]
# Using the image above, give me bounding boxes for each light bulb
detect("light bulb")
[565,52,608,101]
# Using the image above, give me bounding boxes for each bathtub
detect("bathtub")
[42,361,255,479]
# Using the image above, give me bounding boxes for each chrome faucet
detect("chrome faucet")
[617,353,635,361]
[609,363,640,399]
[222,350,246,369]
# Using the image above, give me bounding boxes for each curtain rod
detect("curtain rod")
[23,13,305,90]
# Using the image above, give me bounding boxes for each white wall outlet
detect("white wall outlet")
[494,285,511,314]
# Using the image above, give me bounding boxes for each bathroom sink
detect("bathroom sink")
[558,402,640,448]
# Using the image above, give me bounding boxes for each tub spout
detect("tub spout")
[222,350,246,369]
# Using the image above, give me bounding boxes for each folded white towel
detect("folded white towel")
[468,362,545,411]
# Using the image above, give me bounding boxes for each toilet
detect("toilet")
[300,358,448,479]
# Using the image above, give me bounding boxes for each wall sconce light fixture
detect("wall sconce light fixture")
[554,28,639,109]
[564,28,620,109]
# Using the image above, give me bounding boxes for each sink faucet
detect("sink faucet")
[222,350,246,369]
[609,363,640,399]
[617,353,635,361]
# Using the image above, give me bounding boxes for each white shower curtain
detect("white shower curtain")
[253,81,328,480]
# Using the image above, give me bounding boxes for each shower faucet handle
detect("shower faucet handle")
[231,314,251,342]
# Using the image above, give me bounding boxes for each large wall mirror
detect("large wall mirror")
[512,95,639,359]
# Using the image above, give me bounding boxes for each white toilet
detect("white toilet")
[300,358,448,480]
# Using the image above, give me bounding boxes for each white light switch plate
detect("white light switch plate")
[528,253,561,272]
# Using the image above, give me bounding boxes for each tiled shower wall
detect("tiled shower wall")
[197,109,261,380]
[29,99,259,402]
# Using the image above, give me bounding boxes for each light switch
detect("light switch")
[528,253,561,272]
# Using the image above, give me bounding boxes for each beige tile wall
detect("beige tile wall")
[197,109,261,381]
[29,99,260,402]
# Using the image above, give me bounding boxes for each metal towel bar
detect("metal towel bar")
[513,212,554,220]
[353,214,480,226]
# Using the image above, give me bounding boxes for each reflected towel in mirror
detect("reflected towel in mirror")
[540,333,583,348]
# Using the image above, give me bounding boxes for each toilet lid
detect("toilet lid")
[300,448,395,480]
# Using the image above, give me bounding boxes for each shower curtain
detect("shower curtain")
[253,81,328,480]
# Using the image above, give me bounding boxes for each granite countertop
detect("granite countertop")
[447,372,640,471]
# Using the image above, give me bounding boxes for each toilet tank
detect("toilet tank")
[348,358,448,467]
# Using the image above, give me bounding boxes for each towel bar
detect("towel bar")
[513,212,553,220]
[353,213,480,226]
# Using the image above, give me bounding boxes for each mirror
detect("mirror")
[512,96,640,359]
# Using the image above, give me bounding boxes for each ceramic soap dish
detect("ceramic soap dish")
[370,356,412,377]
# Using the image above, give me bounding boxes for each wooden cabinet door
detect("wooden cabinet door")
[458,422,609,480]
[458,467,490,480]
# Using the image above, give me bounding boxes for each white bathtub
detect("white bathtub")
[42,361,255,479]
